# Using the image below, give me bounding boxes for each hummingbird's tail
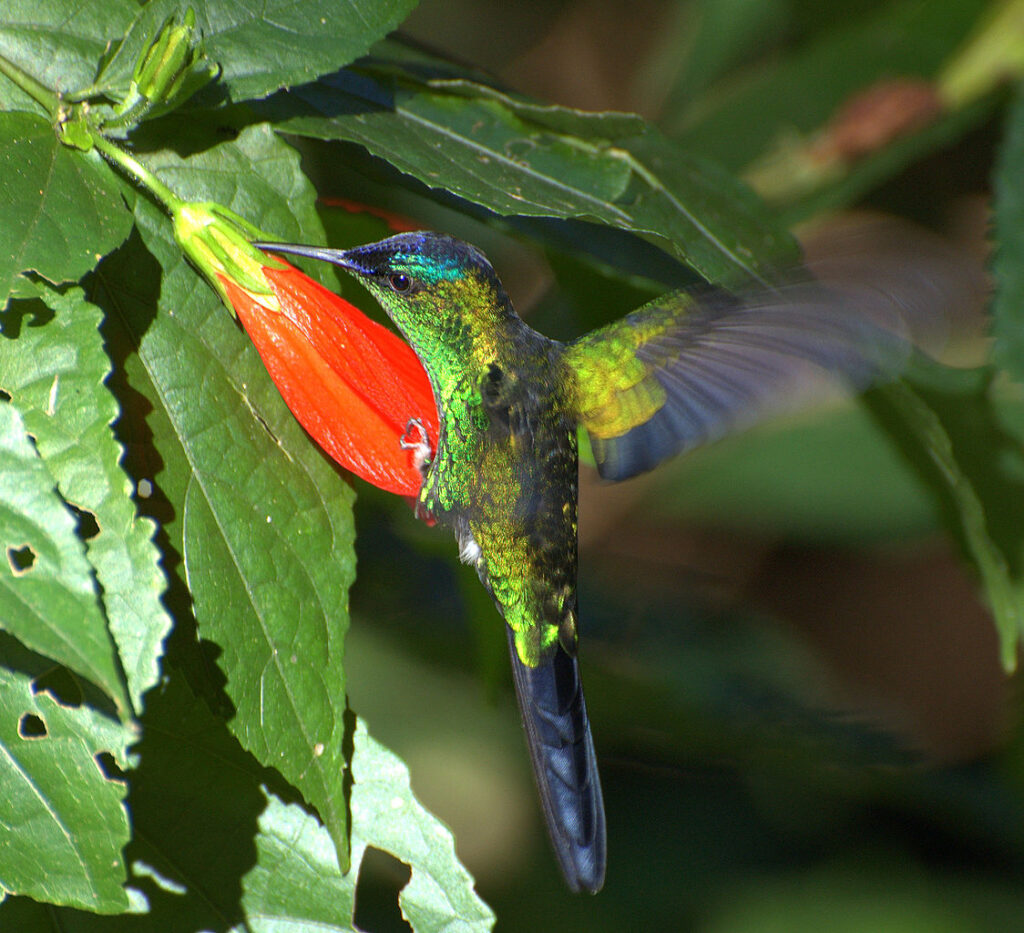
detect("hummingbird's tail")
[506,627,606,893]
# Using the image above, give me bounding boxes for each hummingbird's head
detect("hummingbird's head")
[256,232,513,348]
[337,231,497,293]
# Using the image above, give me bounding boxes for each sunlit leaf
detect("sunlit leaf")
[0,683,493,931]
[0,635,133,912]
[93,0,420,105]
[0,401,128,712]
[0,1,138,111]
[0,282,169,712]
[91,124,355,863]
[0,112,133,308]
[349,718,495,931]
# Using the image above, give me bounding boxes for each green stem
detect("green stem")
[939,0,1024,108]
[0,52,58,113]
[91,134,185,213]
[0,50,185,214]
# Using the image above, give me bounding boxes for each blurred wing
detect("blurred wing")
[566,282,910,482]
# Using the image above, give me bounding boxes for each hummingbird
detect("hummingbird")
[256,230,918,893]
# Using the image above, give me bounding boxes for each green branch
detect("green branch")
[0,52,58,114]
[91,134,186,214]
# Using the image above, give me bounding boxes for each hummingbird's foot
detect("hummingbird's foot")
[400,418,432,477]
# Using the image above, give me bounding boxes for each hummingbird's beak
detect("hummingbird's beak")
[253,242,368,275]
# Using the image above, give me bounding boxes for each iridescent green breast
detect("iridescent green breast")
[418,335,580,668]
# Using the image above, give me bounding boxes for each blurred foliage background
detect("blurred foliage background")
[335,0,1024,929]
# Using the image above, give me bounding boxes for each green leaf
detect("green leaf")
[0,635,133,913]
[0,401,129,713]
[239,794,358,930]
[0,112,134,309]
[90,125,356,864]
[0,672,305,930]
[122,674,295,931]
[239,724,497,931]
[864,365,1024,671]
[0,1,138,111]
[368,57,648,139]
[94,0,420,106]
[348,718,496,932]
[0,680,492,930]
[264,69,798,282]
[993,81,1024,384]
[0,283,170,713]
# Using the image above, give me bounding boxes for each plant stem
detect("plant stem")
[0,50,185,215]
[0,52,58,113]
[91,134,185,213]
[939,0,1024,108]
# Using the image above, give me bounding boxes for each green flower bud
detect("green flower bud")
[107,7,217,130]
[173,202,276,310]
[132,8,198,104]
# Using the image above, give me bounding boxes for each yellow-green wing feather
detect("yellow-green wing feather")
[565,283,909,481]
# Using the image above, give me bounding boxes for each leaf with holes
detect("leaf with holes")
[0,681,491,929]
[0,282,170,713]
[0,635,133,912]
[90,125,356,864]
[0,403,129,713]
[223,723,496,931]
[230,720,496,931]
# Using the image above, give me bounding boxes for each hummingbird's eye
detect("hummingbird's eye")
[388,272,412,293]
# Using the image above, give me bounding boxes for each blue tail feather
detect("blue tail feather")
[507,628,606,893]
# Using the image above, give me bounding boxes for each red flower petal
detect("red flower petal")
[319,198,421,233]
[219,263,438,497]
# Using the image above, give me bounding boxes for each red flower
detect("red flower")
[218,261,438,497]
[171,201,436,498]
[320,197,421,233]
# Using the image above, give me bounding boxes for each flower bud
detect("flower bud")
[170,198,438,496]
[221,262,438,496]
[108,8,217,128]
